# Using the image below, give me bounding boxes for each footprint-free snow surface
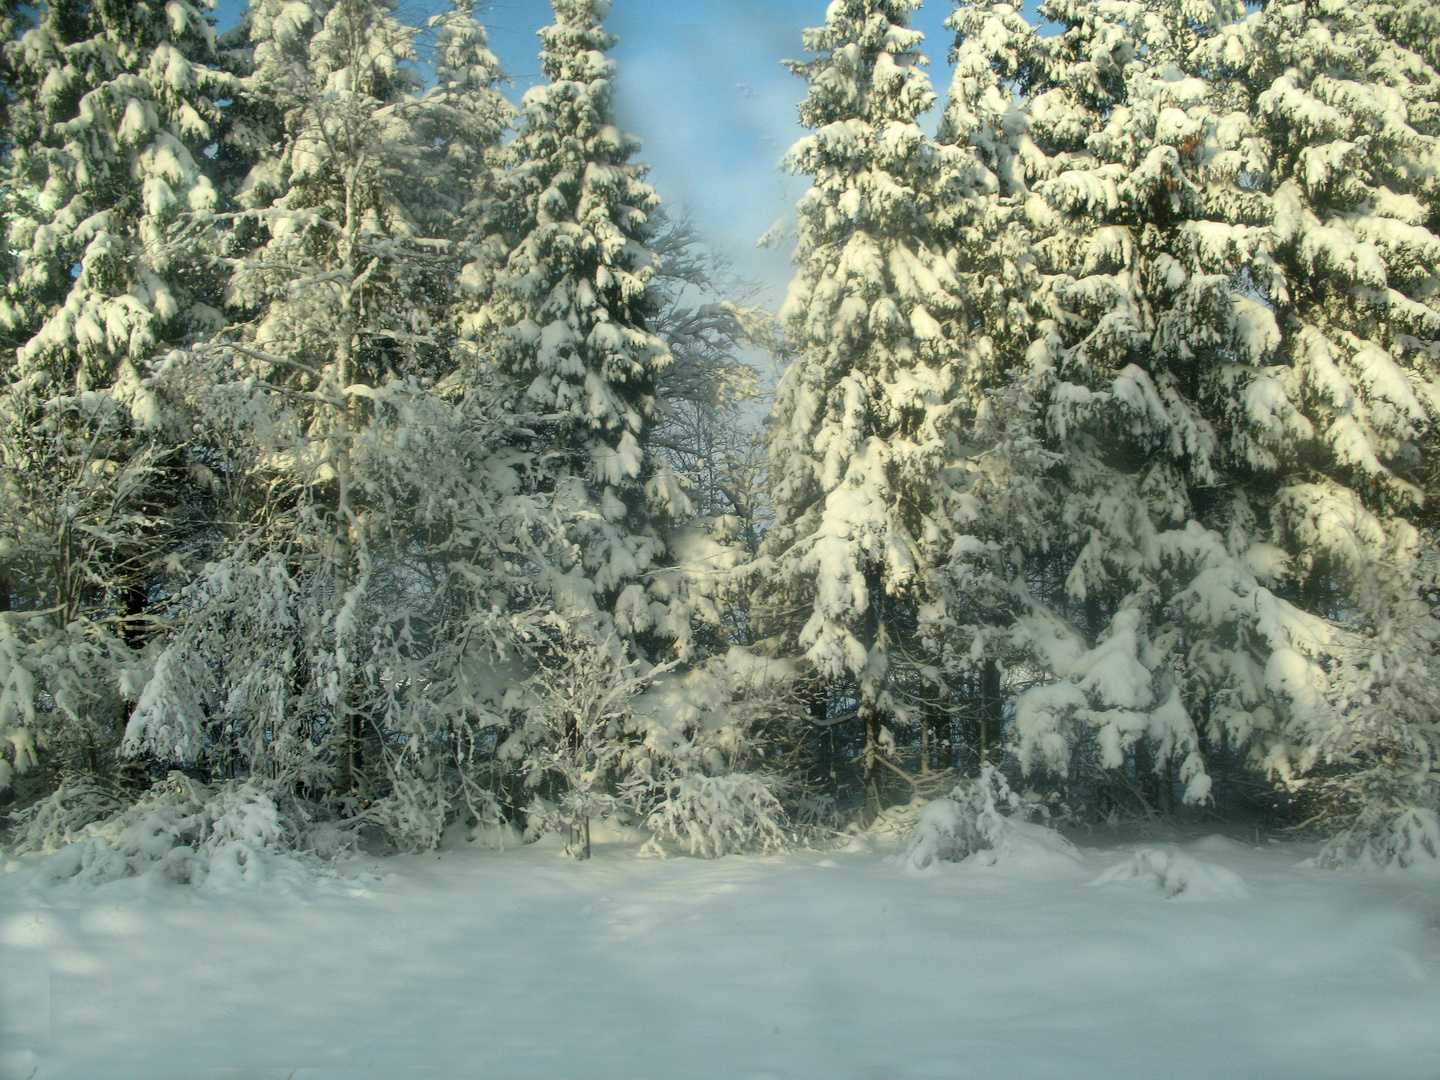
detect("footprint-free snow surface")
[2,828,1439,1080]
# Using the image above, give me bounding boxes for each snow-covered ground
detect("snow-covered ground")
[2,826,1438,1080]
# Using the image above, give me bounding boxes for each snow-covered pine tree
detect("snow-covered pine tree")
[462,0,801,855]
[914,0,1045,771]
[755,0,969,807]
[468,0,695,655]
[1363,0,1440,76]
[0,0,31,344]
[119,0,542,850]
[1192,0,1440,861]
[932,0,1300,813]
[421,0,516,328]
[934,0,1440,842]
[0,0,229,799]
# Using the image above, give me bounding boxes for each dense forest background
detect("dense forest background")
[1,0,1438,877]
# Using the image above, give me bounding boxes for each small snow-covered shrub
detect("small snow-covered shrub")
[1089,848,1251,901]
[787,787,840,835]
[522,794,625,858]
[904,764,1018,870]
[905,799,971,869]
[645,772,791,858]
[465,820,524,850]
[506,631,809,859]
[8,775,125,851]
[11,773,335,888]
[1316,806,1440,870]
[360,766,500,854]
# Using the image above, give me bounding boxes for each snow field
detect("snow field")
[1,831,1438,1080]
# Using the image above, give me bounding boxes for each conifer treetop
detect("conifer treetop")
[494,0,669,447]
[4,0,228,392]
[789,0,933,130]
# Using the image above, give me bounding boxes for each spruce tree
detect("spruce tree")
[1196,0,1440,860]
[469,0,695,662]
[919,0,1045,770]
[0,0,228,795]
[936,0,1287,808]
[936,0,1440,842]
[462,0,799,856]
[757,0,969,806]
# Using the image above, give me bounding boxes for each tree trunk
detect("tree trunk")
[932,709,952,770]
[119,580,154,786]
[122,583,147,650]
[332,159,364,804]
[862,703,882,817]
[979,659,1003,763]
[564,816,592,860]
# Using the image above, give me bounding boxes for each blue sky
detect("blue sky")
[484,0,968,301]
